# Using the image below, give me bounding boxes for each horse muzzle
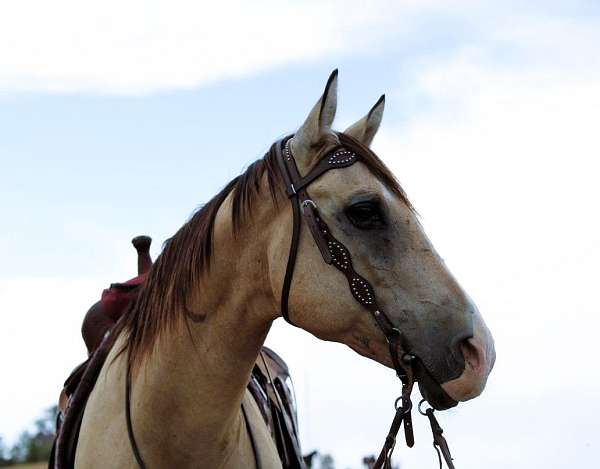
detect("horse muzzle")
[439,310,496,403]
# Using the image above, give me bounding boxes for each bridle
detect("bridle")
[275,135,457,469]
[124,135,458,469]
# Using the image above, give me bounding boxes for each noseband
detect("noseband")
[275,136,457,469]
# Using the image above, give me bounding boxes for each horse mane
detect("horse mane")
[116,133,412,370]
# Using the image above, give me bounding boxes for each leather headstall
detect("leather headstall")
[274,136,457,469]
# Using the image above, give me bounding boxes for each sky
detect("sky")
[1,1,600,468]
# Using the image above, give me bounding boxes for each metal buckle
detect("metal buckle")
[300,199,317,213]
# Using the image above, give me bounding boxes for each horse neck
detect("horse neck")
[130,190,280,465]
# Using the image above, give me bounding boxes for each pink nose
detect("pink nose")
[442,312,495,401]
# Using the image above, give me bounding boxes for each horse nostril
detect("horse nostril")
[460,337,484,373]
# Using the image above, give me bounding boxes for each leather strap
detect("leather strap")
[423,406,456,469]
[276,138,410,377]
[124,347,302,469]
[372,368,415,469]
[126,355,147,469]
[241,403,262,469]
[374,395,408,468]
[276,140,303,326]
[275,136,461,469]
[258,350,305,468]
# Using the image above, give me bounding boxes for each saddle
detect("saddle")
[50,236,305,469]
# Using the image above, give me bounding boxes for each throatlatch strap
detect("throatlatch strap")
[280,197,301,326]
[275,138,301,326]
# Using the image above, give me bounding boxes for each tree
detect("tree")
[303,451,336,469]
[0,437,14,466]
[362,454,400,469]
[362,455,376,468]
[319,453,335,469]
[2,405,57,465]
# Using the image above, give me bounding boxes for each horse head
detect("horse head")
[268,71,495,410]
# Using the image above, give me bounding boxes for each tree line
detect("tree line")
[0,406,56,466]
[0,405,397,468]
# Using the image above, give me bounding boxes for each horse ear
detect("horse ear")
[290,69,338,168]
[343,94,385,147]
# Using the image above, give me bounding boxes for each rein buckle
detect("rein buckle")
[300,199,317,213]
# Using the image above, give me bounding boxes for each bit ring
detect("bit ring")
[395,396,413,414]
[418,398,432,416]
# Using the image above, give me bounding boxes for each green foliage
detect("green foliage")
[0,437,13,466]
[303,451,336,469]
[318,453,335,469]
[0,406,57,467]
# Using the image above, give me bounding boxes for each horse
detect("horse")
[72,70,495,468]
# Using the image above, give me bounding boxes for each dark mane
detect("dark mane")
[117,133,412,369]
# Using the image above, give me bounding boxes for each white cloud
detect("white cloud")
[0,0,448,94]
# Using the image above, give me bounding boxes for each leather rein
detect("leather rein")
[124,136,457,469]
[275,136,456,469]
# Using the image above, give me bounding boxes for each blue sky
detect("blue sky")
[3,0,596,277]
[1,1,600,468]
[0,60,425,277]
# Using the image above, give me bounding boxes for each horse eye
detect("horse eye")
[345,201,385,229]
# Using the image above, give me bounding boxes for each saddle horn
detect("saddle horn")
[131,235,153,274]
